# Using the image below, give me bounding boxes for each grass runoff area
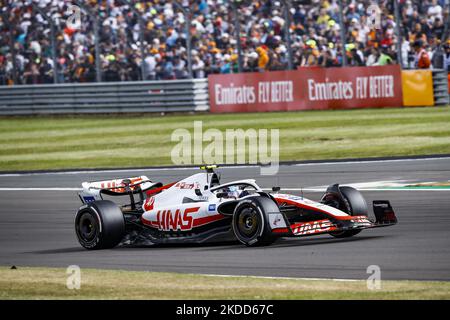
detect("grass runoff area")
[1,266,450,299]
[0,106,449,171]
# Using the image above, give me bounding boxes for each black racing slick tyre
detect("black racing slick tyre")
[328,186,368,238]
[75,200,125,250]
[232,196,277,247]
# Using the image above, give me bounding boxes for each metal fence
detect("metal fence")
[432,69,450,106]
[0,79,209,115]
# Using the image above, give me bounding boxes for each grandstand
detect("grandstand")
[0,0,449,85]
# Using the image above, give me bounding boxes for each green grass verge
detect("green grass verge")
[0,106,449,171]
[1,266,449,299]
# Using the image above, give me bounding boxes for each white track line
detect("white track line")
[292,156,450,167]
[0,165,260,177]
[196,273,360,282]
[0,156,448,177]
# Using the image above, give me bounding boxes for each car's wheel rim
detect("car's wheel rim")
[324,199,347,236]
[325,196,361,237]
[236,206,260,239]
[78,213,97,242]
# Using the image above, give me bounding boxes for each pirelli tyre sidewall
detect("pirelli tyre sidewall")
[232,196,276,247]
[75,200,125,250]
[329,186,368,238]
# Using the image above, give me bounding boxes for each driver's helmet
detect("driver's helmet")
[223,186,250,199]
[225,186,241,199]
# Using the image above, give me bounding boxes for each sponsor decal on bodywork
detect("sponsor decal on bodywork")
[290,219,337,236]
[348,216,372,227]
[143,196,155,211]
[268,213,287,229]
[82,196,95,203]
[174,182,200,190]
[142,206,226,232]
[151,207,199,231]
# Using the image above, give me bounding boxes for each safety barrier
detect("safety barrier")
[0,79,209,115]
[401,70,434,107]
[432,69,450,106]
[0,69,448,116]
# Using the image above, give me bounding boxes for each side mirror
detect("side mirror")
[272,186,281,192]
[216,192,228,199]
[195,188,203,196]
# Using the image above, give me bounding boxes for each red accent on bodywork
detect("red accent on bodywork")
[272,227,289,234]
[337,215,370,221]
[141,217,158,227]
[192,214,227,227]
[145,182,177,196]
[143,196,155,211]
[141,211,226,230]
[101,177,144,193]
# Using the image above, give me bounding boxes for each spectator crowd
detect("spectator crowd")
[0,0,449,85]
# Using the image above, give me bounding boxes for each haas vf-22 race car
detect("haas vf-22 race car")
[75,166,397,249]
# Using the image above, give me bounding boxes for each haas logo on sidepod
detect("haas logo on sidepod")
[155,207,200,231]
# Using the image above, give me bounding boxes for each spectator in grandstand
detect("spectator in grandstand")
[427,0,443,23]
[366,47,380,66]
[318,48,339,67]
[256,46,270,71]
[243,51,259,72]
[192,54,206,78]
[377,46,394,65]
[348,47,365,66]
[413,39,431,68]
[444,42,450,72]
[431,17,446,41]
[300,41,319,66]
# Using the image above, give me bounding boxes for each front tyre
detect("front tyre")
[328,186,368,238]
[232,196,276,247]
[75,200,125,250]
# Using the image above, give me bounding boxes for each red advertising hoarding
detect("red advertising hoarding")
[208,65,403,113]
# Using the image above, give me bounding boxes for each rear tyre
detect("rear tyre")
[327,186,368,238]
[75,200,125,250]
[232,196,276,247]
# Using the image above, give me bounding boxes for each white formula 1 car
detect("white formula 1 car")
[75,166,397,249]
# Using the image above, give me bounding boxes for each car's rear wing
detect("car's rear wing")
[78,176,159,204]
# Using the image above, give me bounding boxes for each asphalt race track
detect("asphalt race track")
[0,157,449,280]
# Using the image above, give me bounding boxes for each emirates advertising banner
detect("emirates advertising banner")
[208,65,403,113]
